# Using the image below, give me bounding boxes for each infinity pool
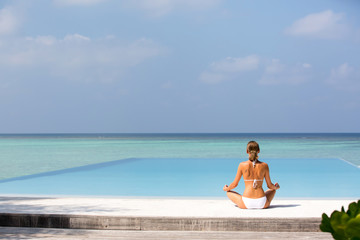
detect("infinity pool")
[0,158,359,198]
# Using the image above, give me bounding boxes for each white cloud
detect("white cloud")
[199,72,227,84]
[263,59,284,74]
[199,55,259,84]
[0,34,165,82]
[200,56,312,85]
[285,10,349,39]
[124,0,222,17]
[53,0,107,6]
[259,59,311,85]
[0,6,18,35]
[211,56,259,72]
[326,63,360,91]
[25,36,57,46]
[302,63,312,68]
[25,34,90,46]
[64,33,91,42]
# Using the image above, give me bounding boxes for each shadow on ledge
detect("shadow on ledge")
[267,204,301,209]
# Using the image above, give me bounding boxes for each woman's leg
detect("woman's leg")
[263,189,277,208]
[226,190,247,209]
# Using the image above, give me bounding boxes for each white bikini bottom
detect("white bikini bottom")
[242,196,267,209]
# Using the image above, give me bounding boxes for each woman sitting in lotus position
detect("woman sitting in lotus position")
[223,141,280,209]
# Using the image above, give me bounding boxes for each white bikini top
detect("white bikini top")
[244,179,263,188]
[244,159,262,188]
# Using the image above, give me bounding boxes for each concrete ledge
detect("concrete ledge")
[0,213,321,232]
[0,197,352,233]
[0,213,70,228]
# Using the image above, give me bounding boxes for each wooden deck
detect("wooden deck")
[0,227,332,240]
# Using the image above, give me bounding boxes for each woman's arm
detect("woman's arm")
[223,163,242,191]
[264,163,280,190]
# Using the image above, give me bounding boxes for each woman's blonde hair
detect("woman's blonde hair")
[247,141,260,162]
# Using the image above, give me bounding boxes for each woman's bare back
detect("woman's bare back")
[241,160,267,198]
[223,141,280,209]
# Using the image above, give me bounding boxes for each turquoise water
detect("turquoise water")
[0,158,359,198]
[0,133,359,180]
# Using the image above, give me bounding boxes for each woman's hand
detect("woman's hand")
[274,182,280,190]
[223,184,229,191]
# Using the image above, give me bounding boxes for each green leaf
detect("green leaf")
[331,231,347,240]
[331,211,350,238]
[346,217,360,238]
[356,200,360,213]
[321,201,360,240]
[347,202,359,218]
[331,211,350,226]
[320,213,333,233]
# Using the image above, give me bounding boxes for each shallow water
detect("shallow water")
[0,158,359,198]
[0,133,359,180]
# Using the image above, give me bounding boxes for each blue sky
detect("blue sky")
[0,0,359,133]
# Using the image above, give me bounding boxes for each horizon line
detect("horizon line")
[0,132,359,135]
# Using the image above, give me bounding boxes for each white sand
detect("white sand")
[0,196,356,218]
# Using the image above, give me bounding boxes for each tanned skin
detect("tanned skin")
[223,150,280,209]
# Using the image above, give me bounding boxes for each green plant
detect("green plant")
[320,200,360,240]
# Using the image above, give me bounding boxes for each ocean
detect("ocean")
[0,133,359,180]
